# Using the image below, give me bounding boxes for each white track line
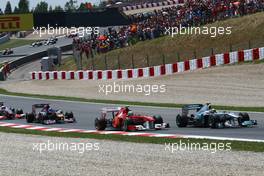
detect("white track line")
[0,122,263,142]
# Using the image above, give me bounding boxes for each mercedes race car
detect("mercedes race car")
[95,106,170,131]
[26,104,76,125]
[0,102,25,120]
[176,103,257,129]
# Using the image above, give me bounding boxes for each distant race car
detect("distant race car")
[26,104,76,125]
[44,37,57,45]
[176,103,257,128]
[2,48,13,55]
[31,41,43,47]
[0,102,25,120]
[95,106,170,131]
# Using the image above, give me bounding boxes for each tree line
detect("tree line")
[0,0,98,14]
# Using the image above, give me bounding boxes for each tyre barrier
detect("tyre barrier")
[30,47,264,81]
[122,0,185,11]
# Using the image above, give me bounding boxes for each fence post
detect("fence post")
[248,40,251,49]
[229,43,233,52]
[80,53,83,70]
[104,55,108,70]
[193,50,197,59]
[177,52,180,62]
[162,54,166,65]
[91,56,95,70]
[117,54,121,69]
[211,48,214,55]
[146,54,150,67]
[131,54,135,69]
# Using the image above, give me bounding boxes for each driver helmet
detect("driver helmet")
[127,111,133,117]
[48,107,54,113]
[206,103,212,110]
[44,104,50,111]
[211,109,216,113]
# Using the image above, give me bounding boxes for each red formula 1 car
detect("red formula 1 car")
[95,106,170,131]
[0,102,25,120]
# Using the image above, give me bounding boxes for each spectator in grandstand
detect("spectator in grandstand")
[73,0,264,59]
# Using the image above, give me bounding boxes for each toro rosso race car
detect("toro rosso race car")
[176,103,257,128]
[0,102,25,120]
[95,106,170,131]
[26,104,76,125]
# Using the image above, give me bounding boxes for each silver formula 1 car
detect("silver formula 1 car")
[176,103,257,128]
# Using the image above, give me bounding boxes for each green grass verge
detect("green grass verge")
[0,39,36,51]
[0,126,263,152]
[0,88,263,112]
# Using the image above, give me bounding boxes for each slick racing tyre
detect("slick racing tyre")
[210,115,224,129]
[65,112,76,122]
[65,112,74,119]
[16,109,24,114]
[239,113,250,121]
[95,118,107,130]
[238,113,250,126]
[153,115,163,124]
[26,113,35,123]
[176,115,188,127]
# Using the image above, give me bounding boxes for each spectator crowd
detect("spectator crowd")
[73,0,264,58]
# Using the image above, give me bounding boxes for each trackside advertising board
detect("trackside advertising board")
[0,14,33,32]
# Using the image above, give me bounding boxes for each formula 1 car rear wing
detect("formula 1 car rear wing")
[32,104,49,113]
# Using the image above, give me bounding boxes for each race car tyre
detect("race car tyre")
[153,115,163,124]
[238,113,250,126]
[95,118,107,130]
[210,115,224,129]
[65,112,75,119]
[26,113,35,123]
[202,115,210,127]
[16,109,24,114]
[239,113,250,121]
[176,115,188,127]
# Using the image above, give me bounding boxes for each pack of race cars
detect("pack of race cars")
[0,102,76,125]
[30,37,58,47]
[0,102,258,131]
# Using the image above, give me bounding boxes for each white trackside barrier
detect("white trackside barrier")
[30,47,264,81]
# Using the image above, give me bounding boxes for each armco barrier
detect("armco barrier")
[122,0,185,11]
[0,44,72,81]
[9,44,72,71]
[30,47,264,81]
[0,34,10,44]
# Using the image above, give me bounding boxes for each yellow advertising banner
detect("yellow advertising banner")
[0,14,33,32]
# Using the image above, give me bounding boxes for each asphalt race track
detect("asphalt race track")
[1,95,264,140]
[0,37,72,63]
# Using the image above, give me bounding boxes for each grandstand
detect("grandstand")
[70,0,264,70]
